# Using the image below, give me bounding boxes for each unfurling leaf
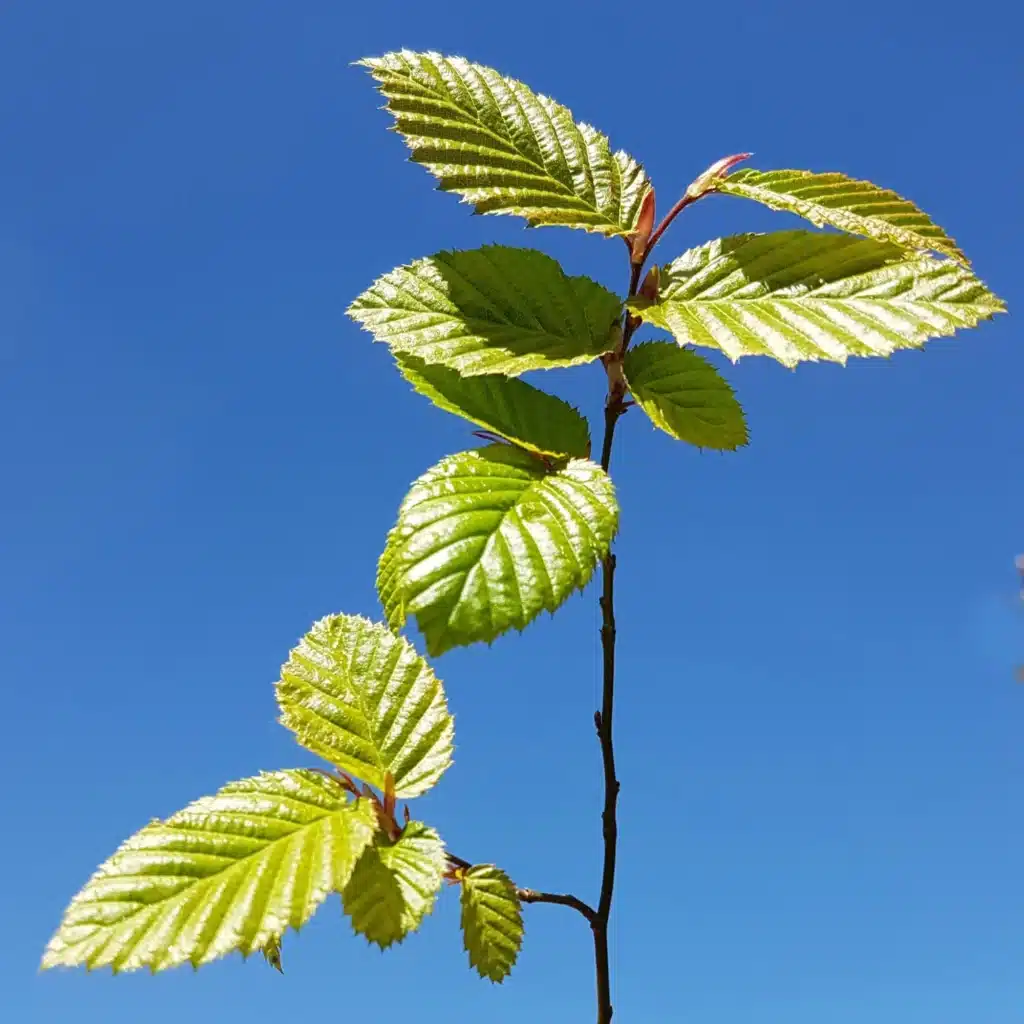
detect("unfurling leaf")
[342,822,446,949]
[358,51,651,236]
[717,169,967,264]
[261,935,283,973]
[395,353,590,458]
[42,771,378,974]
[459,865,524,983]
[624,342,747,450]
[276,615,453,799]
[380,445,619,656]
[347,245,622,377]
[627,230,1005,367]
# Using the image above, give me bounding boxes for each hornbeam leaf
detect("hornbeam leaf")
[459,865,523,983]
[342,822,446,949]
[718,169,968,264]
[380,445,618,657]
[348,245,622,377]
[276,615,453,799]
[358,50,650,236]
[41,770,378,974]
[395,353,590,457]
[627,231,1005,367]
[377,526,407,632]
[623,342,748,450]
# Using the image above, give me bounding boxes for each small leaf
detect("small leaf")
[627,230,1005,367]
[358,51,651,236]
[717,169,968,264]
[381,445,618,656]
[348,245,622,377]
[276,615,453,799]
[395,353,590,457]
[624,342,748,450]
[342,822,446,949]
[460,866,523,983]
[41,770,378,974]
[260,935,283,973]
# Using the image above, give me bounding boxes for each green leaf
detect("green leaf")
[459,865,523,983]
[626,231,1006,367]
[718,169,968,264]
[380,445,618,657]
[348,245,622,377]
[358,50,650,236]
[260,934,283,972]
[377,526,407,631]
[395,353,590,458]
[623,342,748,450]
[41,770,377,974]
[276,615,453,800]
[342,822,446,949]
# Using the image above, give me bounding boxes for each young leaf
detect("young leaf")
[276,615,453,800]
[626,231,1005,367]
[41,770,377,974]
[342,822,446,949]
[380,445,618,657]
[358,50,650,236]
[348,245,622,377]
[395,353,590,458]
[717,169,968,264]
[623,342,748,450]
[459,865,524,983]
[377,525,406,631]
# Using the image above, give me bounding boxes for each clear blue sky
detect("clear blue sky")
[4,2,1022,1022]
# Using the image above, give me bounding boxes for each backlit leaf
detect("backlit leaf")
[627,230,1005,367]
[380,445,618,656]
[395,353,590,457]
[348,245,622,377]
[623,342,747,450]
[42,771,377,974]
[718,168,967,264]
[358,50,650,235]
[277,615,453,799]
[342,822,446,949]
[459,865,523,983]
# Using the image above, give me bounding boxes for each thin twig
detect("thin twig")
[446,853,597,925]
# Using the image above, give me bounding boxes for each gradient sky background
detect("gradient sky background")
[3,2,1022,1022]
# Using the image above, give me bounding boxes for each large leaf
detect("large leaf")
[348,245,622,377]
[358,50,650,236]
[380,444,618,656]
[395,353,590,457]
[627,231,1005,367]
[718,169,967,264]
[277,615,453,800]
[342,822,446,949]
[623,342,748,450]
[459,865,523,983]
[42,770,377,973]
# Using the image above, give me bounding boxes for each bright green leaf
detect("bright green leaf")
[623,342,748,450]
[718,169,968,264]
[395,353,590,457]
[347,245,622,377]
[342,822,446,949]
[377,526,407,632]
[41,770,377,974]
[459,865,523,983]
[358,50,650,236]
[627,231,1005,367]
[276,615,453,800]
[380,444,618,657]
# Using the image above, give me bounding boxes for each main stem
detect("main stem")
[591,260,644,1024]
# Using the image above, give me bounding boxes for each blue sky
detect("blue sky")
[3,2,1021,1022]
